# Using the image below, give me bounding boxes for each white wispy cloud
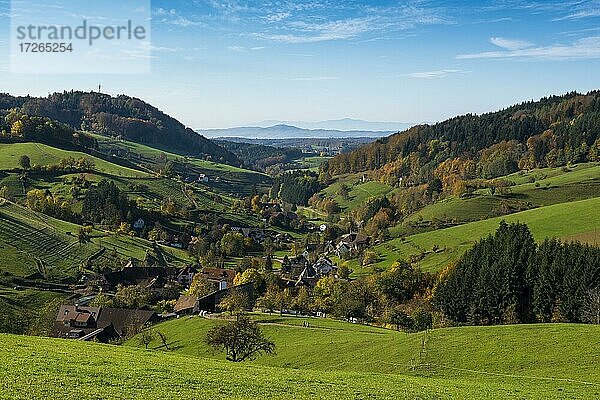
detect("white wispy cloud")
[457,36,600,60]
[249,2,448,44]
[404,69,465,79]
[227,45,266,52]
[265,12,291,23]
[155,8,204,27]
[490,37,533,50]
[560,26,600,37]
[554,8,600,21]
[290,76,339,81]
[254,17,378,43]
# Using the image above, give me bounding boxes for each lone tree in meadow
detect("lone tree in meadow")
[19,155,31,170]
[139,327,155,350]
[206,315,275,362]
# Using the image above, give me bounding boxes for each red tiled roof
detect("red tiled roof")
[201,268,235,282]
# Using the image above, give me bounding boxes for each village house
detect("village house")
[133,218,145,231]
[174,282,255,314]
[336,233,371,257]
[296,257,337,287]
[198,282,254,313]
[281,255,309,277]
[231,226,290,245]
[101,265,170,291]
[173,295,199,315]
[313,257,336,276]
[53,305,157,343]
[200,268,236,291]
[280,255,337,287]
[197,173,209,183]
[176,266,197,287]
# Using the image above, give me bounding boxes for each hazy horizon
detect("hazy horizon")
[1,0,599,129]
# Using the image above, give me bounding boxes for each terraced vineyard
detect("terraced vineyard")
[0,201,96,280]
[0,201,190,282]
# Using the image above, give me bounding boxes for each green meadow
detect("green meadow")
[0,142,147,178]
[127,314,600,381]
[1,318,598,399]
[373,196,600,273]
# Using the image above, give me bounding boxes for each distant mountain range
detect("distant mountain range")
[255,119,416,132]
[198,123,402,139]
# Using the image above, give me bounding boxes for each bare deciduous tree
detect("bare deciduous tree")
[582,287,600,325]
[156,330,170,350]
[139,328,154,349]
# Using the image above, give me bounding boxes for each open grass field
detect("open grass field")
[7,333,597,400]
[505,163,600,186]
[0,142,147,178]
[391,163,600,236]
[94,136,271,196]
[291,156,331,172]
[322,174,394,211]
[371,196,600,273]
[126,314,600,381]
[0,286,66,312]
[2,316,591,399]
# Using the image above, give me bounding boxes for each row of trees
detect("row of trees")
[247,262,435,332]
[434,222,600,325]
[18,155,95,174]
[1,110,96,149]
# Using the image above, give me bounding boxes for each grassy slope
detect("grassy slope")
[372,197,600,273]
[4,315,589,399]
[313,164,598,233]
[93,135,271,196]
[0,142,147,178]
[0,142,239,213]
[397,163,600,234]
[322,174,393,211]
[3,323,600,399]
[127,315,600,380]
[291,156,332,172]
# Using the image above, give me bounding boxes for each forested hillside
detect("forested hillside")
[323,91,600,188]
[215,140,303,172]
[0,91,239,165]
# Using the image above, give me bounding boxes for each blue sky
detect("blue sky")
[1,0,600,129]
